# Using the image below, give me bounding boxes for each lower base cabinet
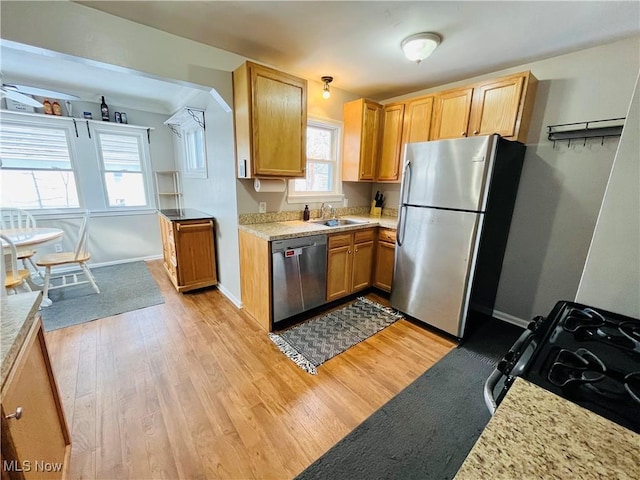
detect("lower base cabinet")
[327,228,375,302]
[159,213,218,292]
[373,228,396,292]
[1,316,71,480]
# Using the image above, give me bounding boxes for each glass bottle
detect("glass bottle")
[303,205,310,221]
[101,96,109,121]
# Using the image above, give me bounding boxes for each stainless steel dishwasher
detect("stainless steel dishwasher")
[271,234,327,324]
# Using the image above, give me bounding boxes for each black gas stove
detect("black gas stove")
[484,300,640,433]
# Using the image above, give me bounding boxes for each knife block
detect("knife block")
[370,202,382,218]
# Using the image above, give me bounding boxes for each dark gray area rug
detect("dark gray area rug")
[269,297,403,374]
[40,261,164,331]
[296,315,523,479]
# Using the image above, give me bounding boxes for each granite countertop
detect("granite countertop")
[158,208,214,221]
[238,215,398,241]
[1,292,42,386]
[454,378,640,480]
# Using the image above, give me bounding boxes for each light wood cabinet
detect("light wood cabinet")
[158,213,218,293]
[326,228,375,301]
[378,95,435,183]
[342,98,382,182]
[431,86,474,141]
[233,61,307,178]
[238,229,272,331]
[374,228,397,292]
[377,103,405,182]
[431,71,537,143]
[1,316,71,479]
[467,72,538,142]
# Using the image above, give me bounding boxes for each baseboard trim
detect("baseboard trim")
[51,255,163,274]
[217,284,243,309]
[492,309,530,329]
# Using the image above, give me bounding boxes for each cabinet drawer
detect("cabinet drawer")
[354,228,375,244]
[329,233,352,249]
[378,228,396,244]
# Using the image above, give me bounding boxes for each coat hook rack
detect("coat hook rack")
[547,117,625,148]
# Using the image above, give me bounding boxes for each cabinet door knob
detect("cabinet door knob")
[355,248,359,253]
[5,407,23,421]
[473,130,479,135]
[461,132,466,137]
[348,250,352,255]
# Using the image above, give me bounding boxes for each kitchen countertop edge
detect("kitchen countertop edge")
[238,215,398,241]
[1,291,43,387]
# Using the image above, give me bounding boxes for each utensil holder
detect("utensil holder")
[370,204,382,217]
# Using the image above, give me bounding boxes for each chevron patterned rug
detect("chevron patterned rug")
[269,297,403,374]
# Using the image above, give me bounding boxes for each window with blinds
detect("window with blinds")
[0,121,80,209]
[96,131,148,207]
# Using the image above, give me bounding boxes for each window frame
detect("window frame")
[0,113,84,214]
[92,124,154,210]
[287,116,344,205]
[0,111,156,216]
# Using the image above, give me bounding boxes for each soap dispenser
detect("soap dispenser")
[303,205,310,221]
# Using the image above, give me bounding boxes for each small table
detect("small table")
[1,227,64,306]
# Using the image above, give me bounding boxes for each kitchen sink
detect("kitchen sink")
[310,218,369,227]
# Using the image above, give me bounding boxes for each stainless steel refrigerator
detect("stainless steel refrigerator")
[390,134,525,338]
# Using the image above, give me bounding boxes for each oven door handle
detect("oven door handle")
[483,368,503,414]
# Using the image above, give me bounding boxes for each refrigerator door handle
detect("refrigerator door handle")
[397,205,408,247]
[401,161,412,205]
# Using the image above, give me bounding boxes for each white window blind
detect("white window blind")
[0,121,79,209]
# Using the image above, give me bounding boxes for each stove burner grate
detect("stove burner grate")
[548,348,606,387]
[563,308,640,352]
[624,372,640,405]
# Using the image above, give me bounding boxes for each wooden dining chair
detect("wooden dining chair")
[0,208,44,280]
[1,233,32,294]
[36,211,100,301]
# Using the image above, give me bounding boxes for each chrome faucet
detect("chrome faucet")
[320,203,334,219]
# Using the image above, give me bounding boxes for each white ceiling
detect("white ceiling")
[1,1,639,112]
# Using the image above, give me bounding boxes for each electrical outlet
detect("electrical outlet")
[259,202,267,213]
[54,243,63,253]
[343,198,349,207]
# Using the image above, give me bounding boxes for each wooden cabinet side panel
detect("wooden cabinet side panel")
[378,103,405,182]
[251,68,307,177]
[431,88,473,140]
[175,221,217,289]
[514,72,538,143]
[342,99,365,182]
[233,62,251,178]
[468,74,525,138]
[239,230,272,331]
[351,240,374,292]
[1,320,69,479]
[359,101,381,181]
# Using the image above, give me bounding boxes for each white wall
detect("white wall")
[576,73,640,318]
[384,37,640,321]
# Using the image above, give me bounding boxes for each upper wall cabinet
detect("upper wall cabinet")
[377,102,405,182]
[431,71,538,143]
[377,95,434,183]
[233,61,307,179]
[342,98,382,182]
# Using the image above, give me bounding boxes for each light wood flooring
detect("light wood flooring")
[45,260,456,479]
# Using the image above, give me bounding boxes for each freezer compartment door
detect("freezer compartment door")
[401,135,496,211]
[391,206,482,337]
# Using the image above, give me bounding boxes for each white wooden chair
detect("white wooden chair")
[36,211,100,302]
[0,208,44,280]
[1,233,32,294]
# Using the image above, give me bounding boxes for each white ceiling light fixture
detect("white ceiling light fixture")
[321,76,333,99]
[401,32,442,64]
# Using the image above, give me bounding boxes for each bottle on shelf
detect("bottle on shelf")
[52,101,62,116]
[43,99,53,115]
[303,205,310,221]
[100,96,109,121]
